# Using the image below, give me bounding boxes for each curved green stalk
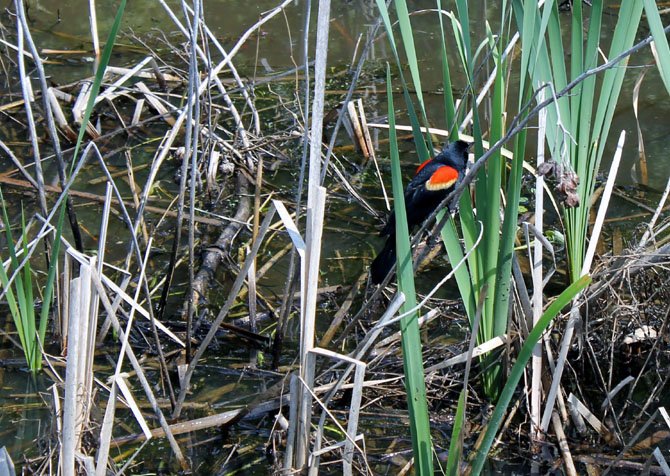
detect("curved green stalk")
[470,276,591,474]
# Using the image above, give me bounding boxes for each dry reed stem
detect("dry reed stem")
[61,272,86,475]
[0,1,383,472]
[173,204,277,416]
[348,100,368,157]
[638,174,670,249]
[14,0,48,220]
[310,300,411,466]
[632,68,649,186]
[0,139,39,188]
[160,0,260,135]
[568,393,621,445]
[425,335,508,372]
[0,175,227,227]
[540,132,627,434]
[95,57,154,104]
[62,253,188,469]
[293,0,332,468]
[87,0,99,57]
[153,0,265,313]
[307,348,367,475]
[298,373,371,476]
[551,410,577,476]
[9,0,668,472]
[531,89,547,443]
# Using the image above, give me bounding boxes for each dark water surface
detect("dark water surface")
[1,0,669,473]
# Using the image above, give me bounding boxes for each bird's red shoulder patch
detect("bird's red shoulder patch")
[426,165,458,191]
[416,158,432,174]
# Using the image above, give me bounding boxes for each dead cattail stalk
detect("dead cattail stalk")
[88,0,100,58]
[61,254,96,475]
[531,89,547,443]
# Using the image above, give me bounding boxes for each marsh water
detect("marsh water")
[1,0,669,473]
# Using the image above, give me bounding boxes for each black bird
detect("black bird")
[369,140,470,284]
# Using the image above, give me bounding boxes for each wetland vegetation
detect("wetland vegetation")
[0,0,670,474]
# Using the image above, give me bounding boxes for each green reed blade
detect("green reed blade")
[436,0,458,139]
[446,390,466,476]
[470,275,591,475]
[386,63,434,475]
[644,0,670,95]
[42,0,128,363]
[375,0,430,160]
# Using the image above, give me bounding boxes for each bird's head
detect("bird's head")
[436,140,471,170]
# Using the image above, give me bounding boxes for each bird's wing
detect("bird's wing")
[416,158,432,174]
[424,165,459,191]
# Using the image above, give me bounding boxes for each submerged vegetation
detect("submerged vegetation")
[0,0,669,474]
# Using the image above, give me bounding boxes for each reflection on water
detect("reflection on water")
[0,370,50,460]
[8,1,670,189]
[0,1,669,473]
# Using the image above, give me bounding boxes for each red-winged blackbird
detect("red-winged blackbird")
[370,140,470,284]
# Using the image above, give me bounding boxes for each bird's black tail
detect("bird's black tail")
[370,235,396,285]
